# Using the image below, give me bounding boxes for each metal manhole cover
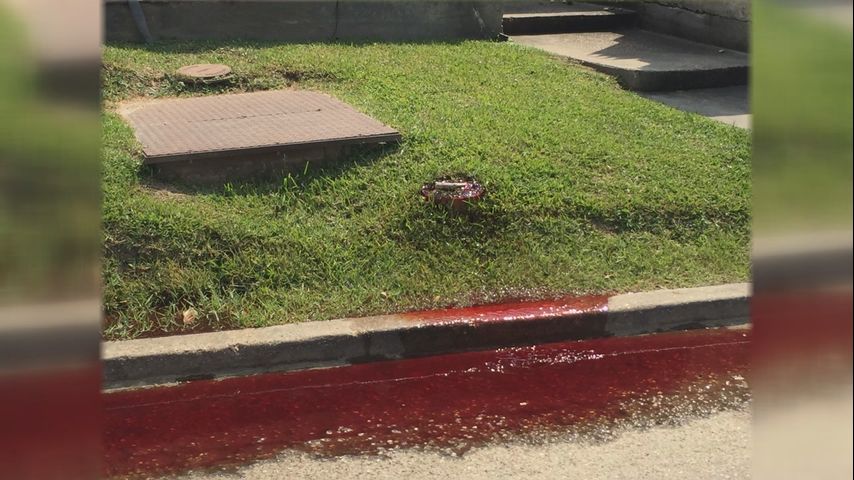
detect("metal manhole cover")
[176,64,233,83]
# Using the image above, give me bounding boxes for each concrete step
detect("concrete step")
[503,2,637,35]
[512,29,749,91]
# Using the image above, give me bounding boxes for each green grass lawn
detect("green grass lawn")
[102,40,750,340]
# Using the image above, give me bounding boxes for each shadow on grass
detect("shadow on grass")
[138,142,402,198]
[388,195,513,251]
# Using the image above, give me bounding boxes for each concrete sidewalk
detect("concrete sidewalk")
[513,30,748,91]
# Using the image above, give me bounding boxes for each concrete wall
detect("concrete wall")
[105,0,503,43]
[641,0,749,21]
[636,0,749,51]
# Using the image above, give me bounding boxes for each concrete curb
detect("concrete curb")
[102,283,750,389]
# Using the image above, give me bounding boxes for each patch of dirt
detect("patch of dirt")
[141,182,193,201]
[113,96,161,116]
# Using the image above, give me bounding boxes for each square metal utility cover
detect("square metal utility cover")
[120,90,401,164]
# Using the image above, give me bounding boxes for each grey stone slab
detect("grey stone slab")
[512,29,749,91]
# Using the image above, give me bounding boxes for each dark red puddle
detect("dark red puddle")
[103,328,750,478]
[399,294,609,325]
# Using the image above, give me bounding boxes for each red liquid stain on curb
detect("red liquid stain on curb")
[104,328,749,478]
[399,295,609,325]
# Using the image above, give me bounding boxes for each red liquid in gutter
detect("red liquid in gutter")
[104,328,749,478]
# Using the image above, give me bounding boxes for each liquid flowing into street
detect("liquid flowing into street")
[103,328,750,478]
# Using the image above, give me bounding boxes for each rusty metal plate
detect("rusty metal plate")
[121,90,401,164]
